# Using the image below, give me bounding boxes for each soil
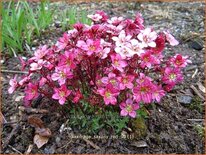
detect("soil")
[1,1,205,154]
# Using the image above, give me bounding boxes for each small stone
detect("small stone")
[131,140,148,148]
[55,21,62,28]
[177,95,192,105]
[44,145,55,154]
[189,41,203,51]
[55,136,61,143]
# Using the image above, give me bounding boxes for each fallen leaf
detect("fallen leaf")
[28,115,45,128]
[35,127,52,137]
[197,82,205,93]
[33,134,49,149]
[15,96,24,102]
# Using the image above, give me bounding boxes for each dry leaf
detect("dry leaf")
[33,134,49,149]
[197,82,205,93]
[35,127,52,137]
[28,115,45,128]
[25,144,33,154]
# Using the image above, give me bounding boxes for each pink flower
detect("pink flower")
[97,84,119,105]
[133,75,154,103]
[110,54,127,72]
[107,16,124,25]
[52,85,72,105]
[112,30,132,47]
[127,39,145,56]
[76,39,102,56]
[137,28,157,47]
[30,45,48,61]
[19,76,30,86]
[25,83,39,100]
[152,85,165,102]
[120,99,139,118]
[51,66,73,85]
[170,54,191,68]
[58,51,76,69]
[95,11,108,22]
[162,67,183,85]
[140,51,157,68]
[87,13,102,22]
[118,74,135,90]
[101,73,120,89]
[163,30,179,46]
[56,33,69,50]
[39,77,47,87]
[30,59,44,71]
[8,75,18,94]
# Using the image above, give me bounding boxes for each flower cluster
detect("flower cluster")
[8,11,191,118]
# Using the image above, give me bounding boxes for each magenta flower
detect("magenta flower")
[25,83,39,100]
[51,66,73,85]
[110,54,127,72]
[120,99,139,118]
[8,75,18,94]
[140,51,156,68]
[118,74,135,90]
[52,85,72,105]
[76,39,102,56]
[137,28,157,47]
[162,67,183,85]
[170,54,191,68]
[97,84,119,105]
[134,13,144,30]
[163,30,179,46]
[152,85,165,102]
[72,90,83,103]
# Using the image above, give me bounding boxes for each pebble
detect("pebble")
[131,140,148,148]
[177,95,192,105]
[44,145,55,154]
[189,41,203,51]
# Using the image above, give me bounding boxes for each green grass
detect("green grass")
[2,1,91,57]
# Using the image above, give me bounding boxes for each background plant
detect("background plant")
[2,1,90,56]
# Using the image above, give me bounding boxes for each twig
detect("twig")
[1,70,28,74]
[18,106,49,114]
[190,85,205,100]
[191,68,198,78]
[82,138,100,150]
[3,121,19,126]
[8,145,23,155]
[187,119,204,122]
[3,125,20,150]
